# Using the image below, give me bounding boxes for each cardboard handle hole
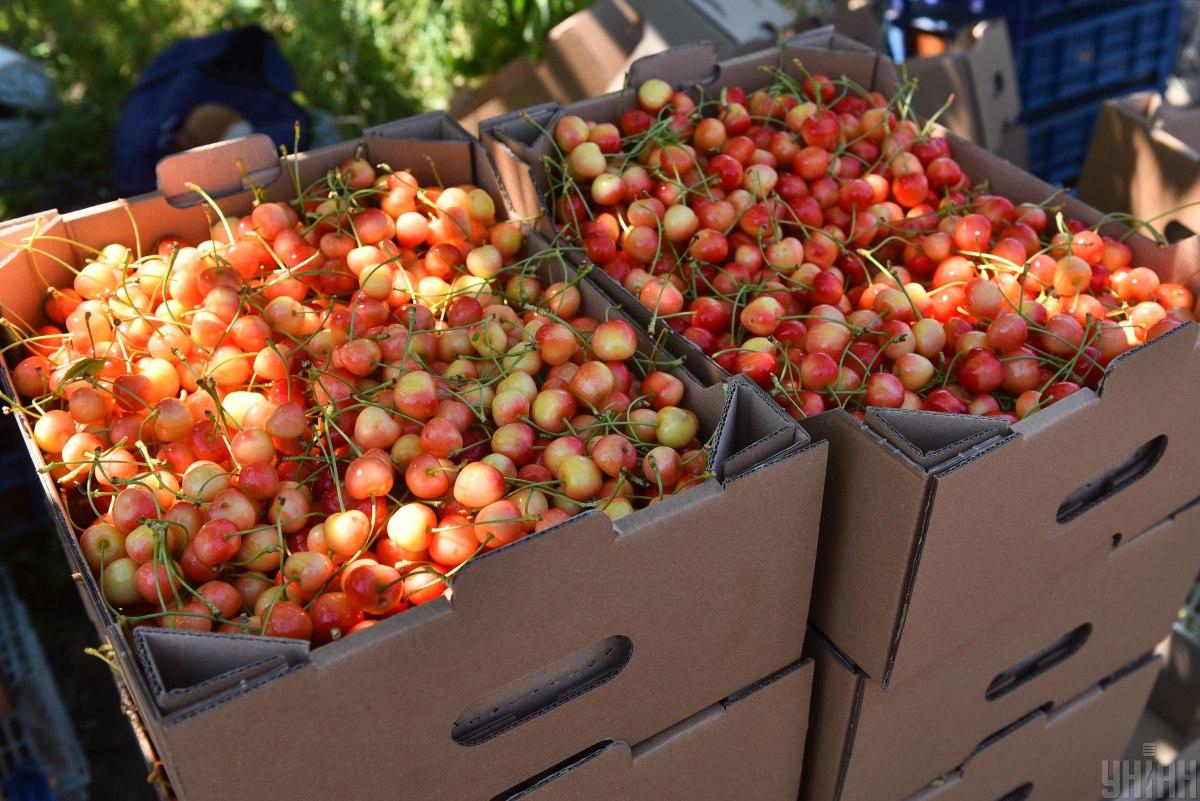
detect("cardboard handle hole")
[996,782,1034,801]
[452,635,632,747]
[992,71,1004,98]
[1056,435,1167,524]
[985,624,1091,701]
[1165,220,1196,244]
[490,741,614,800]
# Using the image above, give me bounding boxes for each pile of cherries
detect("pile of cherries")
[546,73,1199,421]
[7,156,707,643]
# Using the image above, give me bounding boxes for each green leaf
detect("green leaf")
[58,357,104,386]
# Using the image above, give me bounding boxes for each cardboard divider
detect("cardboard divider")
[0,113,828,801]
[496,659,813,801]
[479,30,1200,688]
[801,494,1200,801]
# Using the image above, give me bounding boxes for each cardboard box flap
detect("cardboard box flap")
[1095,319,1199,404]
[134,628,309,712]
[491,143,547,223]
[156,133,281,208]
[365,109,473,142]
[480,102,561,148]
[0,212,73,330]
[716,376,811,480]
[791,25,880,55]
[627,41,720,90]
[865,409,1009,471]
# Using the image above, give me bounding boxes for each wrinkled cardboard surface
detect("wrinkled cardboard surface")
[502,659,812,800]
[803,495,1200,801]
[0,113,827,801]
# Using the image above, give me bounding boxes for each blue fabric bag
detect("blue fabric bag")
[112,25,309,195]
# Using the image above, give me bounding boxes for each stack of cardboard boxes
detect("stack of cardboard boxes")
[483,30,1200,801]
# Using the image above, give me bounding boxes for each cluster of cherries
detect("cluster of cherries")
[546,73,1199,421]
[7,156,707,643]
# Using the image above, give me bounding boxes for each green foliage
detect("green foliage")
[0,0,593,218]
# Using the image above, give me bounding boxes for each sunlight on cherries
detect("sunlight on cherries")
[547,74,1199,423]
[8,156,708,644]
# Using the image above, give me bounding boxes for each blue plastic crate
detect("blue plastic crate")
[906,0,1135,42]
[0,569,89,800]
[1020,82,1170,188]
[905,0,1181,115]
[1016,0,1181,115]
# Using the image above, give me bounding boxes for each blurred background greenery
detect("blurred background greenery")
[0,0,595,218]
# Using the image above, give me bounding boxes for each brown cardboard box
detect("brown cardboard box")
[902,652,1161,801]
[0,113,827,801]
[802,495,1200,801]
[115,657,813,801]
[483,33,1200,692]
[497,659,812,800]
[1078,92,1200,243]
[451,0,795,133]
[904,19,1026,163]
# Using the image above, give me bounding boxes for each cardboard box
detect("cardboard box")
[451,0,796,133]
[904,19,1026,164]
[902,652,1162,801]
[0,113,827,801]
[495,659,812,800]
[802,494,1200,801]
[483,33,1200,692]
[1077,92,1200,243]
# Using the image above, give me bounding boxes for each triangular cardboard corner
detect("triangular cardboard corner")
[865,408,1010,470]
[134,627,309,713]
